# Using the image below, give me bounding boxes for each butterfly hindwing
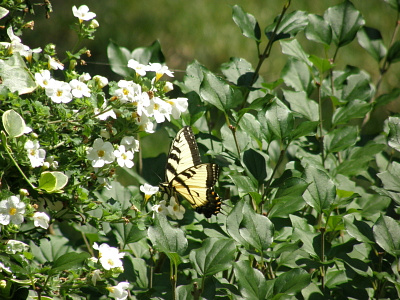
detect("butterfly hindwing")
[160,126,221,217]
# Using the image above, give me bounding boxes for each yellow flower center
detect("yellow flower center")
[57,90,63,97]
[97,150,105,157]
[9,207,17,216]
[154,103,160,110]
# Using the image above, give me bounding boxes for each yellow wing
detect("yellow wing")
[160,126,221,217]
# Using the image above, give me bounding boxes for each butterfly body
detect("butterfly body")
[159,126,221,218]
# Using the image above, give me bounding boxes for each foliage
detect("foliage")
[1,0,400,299]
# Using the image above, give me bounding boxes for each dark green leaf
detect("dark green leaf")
[377,161,400,192]
[281,58,313,94]
[265,99,294,140]
[190,238,236,277]
[305,14,332,45]
[239,113,263,144]
[200,71,243,112]
[283,90,319,121]
[341,72,373,102]
[303,166,336,213]
[268,177,308,218]
[324,126,358,153]
[242,149,267,183]
[332,100,372,125]
[148,215,188,255]
[130,40,165,65]
[274,268,311,295]
[234,261,274,299]
[232,5,261,41]
[50,252,90,274]
[265,11,308,42]
[357,26,387,62]
[373,215,400,256]
[343,214,374,244]
[324,1,365,47]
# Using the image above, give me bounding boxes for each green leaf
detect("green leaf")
[332,100,372,125]
[274,268,311,295]
[239,113,263,144]
[2,109,27,138]
[148,215,188,255]
[107,41,134,78]
[190,238,236,277]
[242,149,267,184]
[265,99,294,140]
[373,215,400,257]
[49,252,90,275]
[387,117,400,152]
[30,236,71,264]
[280,39,312,67]
[234,260,274,299]
[265,11,308,42]
[232,5,261,42]
[343,214,374,244]
[226,200,274,252]
[305,14,332,45]
[268,177,308,218]
[324,1,365,47]
[38,171,68,193]
[283,90,319,121]
[131,40,165,65]
[281,58,313,94]
[340,71,373,102]
[303,166,336,213]
[309,55,334,73]
[387,40,400,64]
[324,126,358,153]
[112,223,147,245]
[375,88,400,108]
[221,57,255,87]
[289,120,319,140]
[179,60,207,94]
[357,26,387,62]
[0,53,36,95]
[200,71,243,112]
[228,175,257,197]
[377,161,400,192]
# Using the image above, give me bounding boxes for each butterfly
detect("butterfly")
[159,126,221,218]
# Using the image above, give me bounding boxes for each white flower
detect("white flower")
[147,63,174,81]
[79,72,91,82]
[44,156,58,169]
[86,138,115,168]
[167,97,188,119]
[127,59,148,76]
[33,212,50,229]
[93,75,108,88]
[91,269,102,286]
[163,81,174,93]
[167,197,185,220]
[72,5,96,22]
[0,262,11,274]
[95,102,117,121]
[121,136,139,152]
[45,80,72,103]
[146,97,172,123]
[24,140,46,168]
[151,200,168,218]
[107,281,131,300]
[5,240,29,254]
[140,183,159,201]
[0,27,31,57]
[45,54,64,70]
[90,19,100,29]
[113,80,141,103]
[135,91,151,116]
[134,113,155,133]
[35,70,55,89]
[69,79,91,98]
[0,196,26,225]
[93,243,125,271]
[114,145,134,168]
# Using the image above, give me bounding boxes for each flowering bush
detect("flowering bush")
[1,1,400,299]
